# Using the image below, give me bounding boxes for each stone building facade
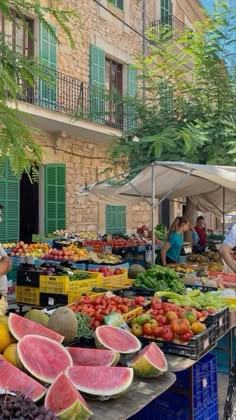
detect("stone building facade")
[0,0,206,241]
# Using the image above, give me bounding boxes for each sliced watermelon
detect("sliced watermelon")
[67,347,120,367]
[45,373,93,420]
[0,355,46,402]
[9,313,64,343]
[130,342,168,378]
[66,366,134,400]
[95,325,141,364]
[17,335,73,384]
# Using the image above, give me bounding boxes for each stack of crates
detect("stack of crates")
[16,267,41,306]
[129,354,218,420]
[40,271,103,306]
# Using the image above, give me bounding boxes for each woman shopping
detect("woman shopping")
[161,216,190,266]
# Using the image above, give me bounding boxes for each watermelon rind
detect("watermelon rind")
[17,335,73,384]
[66,366,134,401]
[67,347,120,367]
[130,342,168,378]
[9,312,64,343]
[95,325,141,365]
[45,373,93,420]
[0,355,46,402]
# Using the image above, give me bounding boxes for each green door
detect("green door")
[44,164,66,234]
[127,65,138,130]
[105,205,126,234]
[90,45,105,123]
[0,160,19,242]
[161,0,172,19]
[39,23,57,109]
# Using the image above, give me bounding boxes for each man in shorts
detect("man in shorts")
[220,224,236,273]
[0,204,12,315]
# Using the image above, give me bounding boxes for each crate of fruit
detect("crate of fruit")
[203,306,229,339]
[101,267,128,288]
[40,275,70,294]
[139,325,216,359]
[67,271,103,292]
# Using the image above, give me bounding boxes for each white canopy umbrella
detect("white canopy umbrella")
[80,162,236,262]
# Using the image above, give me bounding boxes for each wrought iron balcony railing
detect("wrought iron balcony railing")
[19,67,137,131]
[149,15,191,43]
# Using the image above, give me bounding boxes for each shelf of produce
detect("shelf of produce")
[88,372,176,420]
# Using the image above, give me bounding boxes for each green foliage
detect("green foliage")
[108,2,236,173]
[0,0,79,178]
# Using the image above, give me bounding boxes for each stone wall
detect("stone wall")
[37,132,152,233]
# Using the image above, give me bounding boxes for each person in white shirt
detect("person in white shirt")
[219,224,236,273]
[0,204,12,315]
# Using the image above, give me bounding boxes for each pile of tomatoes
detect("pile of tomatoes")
[131,298,208,343]
[68,294,145,329]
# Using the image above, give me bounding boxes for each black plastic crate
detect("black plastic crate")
[204,307,229,339]
[139,325,216,359]
[17,269,41,288]
[40,292,68,307]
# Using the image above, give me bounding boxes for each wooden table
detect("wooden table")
[89,372,176,420]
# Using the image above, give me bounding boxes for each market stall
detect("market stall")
[80,161,236,263]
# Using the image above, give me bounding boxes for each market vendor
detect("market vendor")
[219,224,236,273]
[161,216,190,266]
[0,204,12,315]
[194,216,207,250]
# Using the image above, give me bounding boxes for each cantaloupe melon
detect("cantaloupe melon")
[48,307,77,344]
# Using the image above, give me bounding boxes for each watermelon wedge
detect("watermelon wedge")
[0,355,46,402]
[67,347,120,367]
[95,325,141,364]
[9,312,64,343]
[17,335,73,384]
[130,342,168,378]
[45,373,93,420]
[66,366,134,400]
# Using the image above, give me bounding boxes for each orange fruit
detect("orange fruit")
[0,323,13,353]
[3,343,19,367]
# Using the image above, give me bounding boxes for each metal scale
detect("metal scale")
[180,242,192,256]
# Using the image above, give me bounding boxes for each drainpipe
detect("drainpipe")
[142,0,147,98]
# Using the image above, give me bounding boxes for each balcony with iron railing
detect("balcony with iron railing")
[149,15,192,43]
[18,67,136,132]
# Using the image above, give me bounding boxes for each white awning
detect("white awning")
[80,161,236,216]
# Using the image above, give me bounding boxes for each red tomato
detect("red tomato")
[94,297,102,305]
[93,320,101,328]
[122,297,129,304]
[161,325,174,341]
[181,330,194,342]
[114,296,122,304]
[95,310,104,323]
[94,304,104,310]
[143,323,152,336]
[156,315,167,326]
[166,311,178,322]
[118,304,128,313]
[152,326,164,338]
[171,319,190,335]
[135,296,145,306]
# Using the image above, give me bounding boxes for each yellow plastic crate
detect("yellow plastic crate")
[102,270,128,288]
[67,271,103,293]
[221,297,236,305]
[16,286,40,306]
[123,306,143,322]
[68,291,104,305]
[40,275,69,294]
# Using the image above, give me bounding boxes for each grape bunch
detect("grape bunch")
[0,393,58,419]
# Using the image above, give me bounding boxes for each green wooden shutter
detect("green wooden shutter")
[44,164,66,234]
[161,0,172,19]
[127,65,138,129]
[39,23,57,109]
[90,45,105,123]
[0,160,19,242]
[105,205,126,234]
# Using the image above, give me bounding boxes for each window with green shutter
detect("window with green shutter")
[39,23,57,110]
[90,45,105,123]
[161,0,172,19]
[44,164,66,234]
[127,64,138,129]
[109,0,124,10]
[105,205,126,234]
[0,160,19,242]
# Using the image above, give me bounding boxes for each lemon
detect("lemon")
[3,343,19,367]
[0,323,13,353]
